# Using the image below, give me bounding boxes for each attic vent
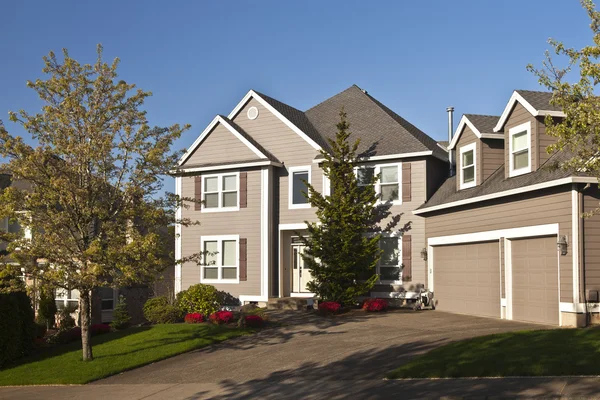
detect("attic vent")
[247,106,259,120]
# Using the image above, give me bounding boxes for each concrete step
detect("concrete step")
[267,297,316,310]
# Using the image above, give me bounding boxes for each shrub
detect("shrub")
[209,310,234,325]
[0,269,36,367]
[47,323,111,345]
[184,313,204,323]
[57,304,77,330]
[110,295,131,330]
[318,301,341,314]
[362,298,388,312]
[244,315,264,328]
[35,322,47,339]
[176,284,222,316]
[91,323,111,336]
[37,288,57,329]
[143,296,183,324]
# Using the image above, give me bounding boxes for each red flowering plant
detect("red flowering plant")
[362,298,389,312]
[244,315,264,328]
[209,310,234,325]
[318,301,341,314]
[184,313,204,324]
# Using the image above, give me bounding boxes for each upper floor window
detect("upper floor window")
[201,235,239,283]
[509,121,531,177]
[203,172,239,212]
[459,143,476,189]
[289,166,311,209]
[354,163,402,204]
[357,166,375,193]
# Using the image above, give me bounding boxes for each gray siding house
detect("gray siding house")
[173,85,448,304]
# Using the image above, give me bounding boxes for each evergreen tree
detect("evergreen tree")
[110,295,131,330]
[37,287,57,329]
[301,110,409,305]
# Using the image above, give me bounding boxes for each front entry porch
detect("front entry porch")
[278,227,316,299]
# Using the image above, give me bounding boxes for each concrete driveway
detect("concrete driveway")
[2,310,600,399]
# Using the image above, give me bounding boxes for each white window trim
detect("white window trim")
[378,232,403,284]
[201,171,240,213]
[288,165,312,209]
[508,121,532,177]
[459,142,477,189]
[101,288,117,311]
[375,163,402,206]
[200,235,240,284]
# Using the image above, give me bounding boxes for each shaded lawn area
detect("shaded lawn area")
[0,323,251,386]
[387,328,600,379]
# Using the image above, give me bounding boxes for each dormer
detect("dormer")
[494,90,565,179]
[448,114,504,191]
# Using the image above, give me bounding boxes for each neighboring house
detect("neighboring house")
[414,90,600,327]
[173,85,448,304]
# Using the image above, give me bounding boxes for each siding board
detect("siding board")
[184,123,258,166]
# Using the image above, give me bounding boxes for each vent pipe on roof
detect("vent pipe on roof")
[447,106,454,177]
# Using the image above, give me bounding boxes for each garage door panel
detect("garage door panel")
[511,236,559,325]
[433,241,500,319]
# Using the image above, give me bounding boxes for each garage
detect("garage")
[433,241,500,318]
[510,236,559,325]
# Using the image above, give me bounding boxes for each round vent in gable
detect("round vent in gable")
[247,106,259,120]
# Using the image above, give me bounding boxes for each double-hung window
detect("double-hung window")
[201,235,239,283]
[378,235,401,282]
[509,121,531,177]
[459,143,476,189]
[289,166,311,209]
[356,166,375,193]
[375,163,401,204]
[203,173,239,211]
[99,287,115,311]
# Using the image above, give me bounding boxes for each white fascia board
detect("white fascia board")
[312,151,437,164]
[171,160,282,174]
[448,116,481,150]
[279,223,309,231]
[480,133,504,140]
[493,91,566,132]
[428,223,559,246]
[177,115,268,166]
[228,90,322,151]
[413,176,598,215]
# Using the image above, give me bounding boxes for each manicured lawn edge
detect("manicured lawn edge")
[387,328,600,379]
[0,323,253,386]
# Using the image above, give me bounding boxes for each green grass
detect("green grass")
[0,324,251,386]
[387,328,600,379]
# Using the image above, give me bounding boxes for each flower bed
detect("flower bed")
[209,310,234,325]
[184,313,204,324]
[244,315,264,328]
[362,298,388,312]
[318,301,341,314]
[47,323,111,344]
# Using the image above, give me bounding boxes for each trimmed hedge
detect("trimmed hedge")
[0,290,36,367]
[176,284,221,316]
[143,296,183,324]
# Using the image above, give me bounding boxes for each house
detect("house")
[173,85,448,304]
[414,90,600,327]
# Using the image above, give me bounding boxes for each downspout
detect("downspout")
[447,107,454,176]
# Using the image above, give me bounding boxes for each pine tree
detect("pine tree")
[110,295,131,330]
[302,110,409,305]
[37,287,57,330]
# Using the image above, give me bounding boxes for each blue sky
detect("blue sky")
[0,0,593,176]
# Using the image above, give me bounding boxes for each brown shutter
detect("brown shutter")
[402,163,411,202]
[402,234,412,282]
[240,172,247,208]
[194,176,202,211]
[239,238,247,281]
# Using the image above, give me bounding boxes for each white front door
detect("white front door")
[292,244,313,293]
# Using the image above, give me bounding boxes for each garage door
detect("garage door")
[433,241,500,318]
[511,236,559,325]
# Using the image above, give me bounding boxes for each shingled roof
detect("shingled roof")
[516,90,562,112]
[416,151,582,212]
[464,114,501,134]
[304,85,448,161]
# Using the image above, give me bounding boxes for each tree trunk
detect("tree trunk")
[80,289,93,361]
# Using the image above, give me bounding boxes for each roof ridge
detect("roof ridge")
[304,85,360,113]
[464,113,500,118]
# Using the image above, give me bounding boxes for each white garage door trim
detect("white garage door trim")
[428,223,560,323]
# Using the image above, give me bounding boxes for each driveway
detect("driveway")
[2,310,600,399]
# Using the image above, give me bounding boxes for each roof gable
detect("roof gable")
[178,115,273,167]
[448,114,503,150]
[493,90,565,132]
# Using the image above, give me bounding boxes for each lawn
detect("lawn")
[387,328,600,379]
[0,323,251,385]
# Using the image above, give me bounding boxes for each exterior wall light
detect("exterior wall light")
[420,247,428,261]
[557,235,568,256]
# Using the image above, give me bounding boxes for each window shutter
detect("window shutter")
[239,238,247,281]
[402,234,412,282]
[402,163,411,202]
[240,172,248,208]
[194,176,202,211]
